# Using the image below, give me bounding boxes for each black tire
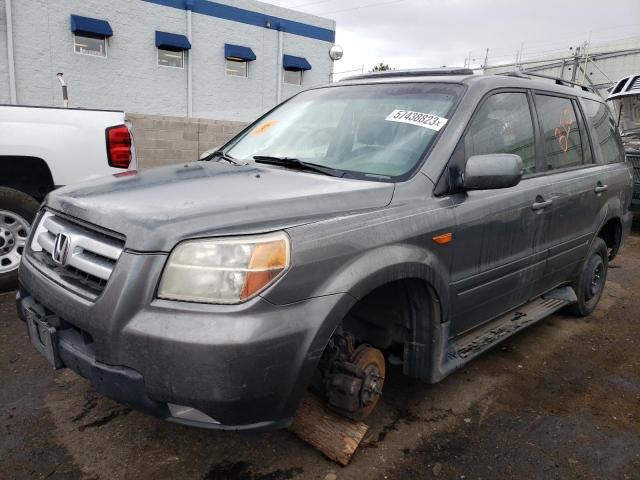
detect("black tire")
[0,188,40,293]
[565,237,609,317]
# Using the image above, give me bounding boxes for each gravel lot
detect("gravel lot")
[2,227,639,480]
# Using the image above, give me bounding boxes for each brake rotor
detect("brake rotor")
[350,346,385,420]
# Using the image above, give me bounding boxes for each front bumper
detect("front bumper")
[17,250,353,431]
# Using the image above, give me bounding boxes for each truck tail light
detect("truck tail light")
[106,124,132,169]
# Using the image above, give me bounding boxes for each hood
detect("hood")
[46,161,394,252]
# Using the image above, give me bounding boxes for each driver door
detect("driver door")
[448,90,550,337]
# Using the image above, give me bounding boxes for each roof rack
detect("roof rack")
[342,68,474,81]
[499,70,594,93]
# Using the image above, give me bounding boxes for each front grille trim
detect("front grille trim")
[29,211,125,299]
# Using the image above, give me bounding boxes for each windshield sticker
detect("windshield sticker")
[250,120,279,137]
[385,110,448,131]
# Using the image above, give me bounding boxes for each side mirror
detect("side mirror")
[463,154,523,190]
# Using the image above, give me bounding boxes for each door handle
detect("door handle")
[594,183,609,194]
[532,198,553,211]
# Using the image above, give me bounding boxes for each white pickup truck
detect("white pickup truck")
[0,105,135,290]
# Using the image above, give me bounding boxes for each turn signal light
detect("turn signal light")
[432,232,453,244]
[240,239,289,300]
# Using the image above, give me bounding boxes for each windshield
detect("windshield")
[225,83,463,181]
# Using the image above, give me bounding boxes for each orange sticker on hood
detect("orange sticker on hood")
[250,120,279,136]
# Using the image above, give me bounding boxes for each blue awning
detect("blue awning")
[224,44,256,62]
[70,15,113,37]
[283,55,312,71]
[155,31,191,51]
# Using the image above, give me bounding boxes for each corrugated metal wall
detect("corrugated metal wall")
[484,37,640,98]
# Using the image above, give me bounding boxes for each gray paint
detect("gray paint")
[464,153,523,190]
[18,73,635,431]
[2,0,334,121]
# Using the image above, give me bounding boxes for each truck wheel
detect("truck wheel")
[565,237,608,317]
[0,188,39,292]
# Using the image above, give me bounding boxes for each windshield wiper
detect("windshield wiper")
[253,156,344,177]
[203,150,244,165]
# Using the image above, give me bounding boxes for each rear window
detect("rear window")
[582,99,625,164]
[535,94,585,170]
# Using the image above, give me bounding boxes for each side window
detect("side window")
[535,94,584,170]
[464,92,536,174]
[582,99,625,164]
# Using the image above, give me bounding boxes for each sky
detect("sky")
[267,0,640,78]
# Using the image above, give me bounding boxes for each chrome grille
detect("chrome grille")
[627,153,640,183]
[29,211,125,299]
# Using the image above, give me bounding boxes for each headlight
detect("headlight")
[158,232,290,304]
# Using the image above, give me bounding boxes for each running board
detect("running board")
[448,286,577,363]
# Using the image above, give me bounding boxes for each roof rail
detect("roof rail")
[499,70,594,93]
[342,68,474,81]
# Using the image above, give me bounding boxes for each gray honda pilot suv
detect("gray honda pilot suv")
[17,69,634,431]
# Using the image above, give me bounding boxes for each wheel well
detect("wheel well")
[598,217,622,260]
[0,156,55,201]
[341,278,440,378]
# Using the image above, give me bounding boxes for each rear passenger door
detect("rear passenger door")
[532,93,609,288]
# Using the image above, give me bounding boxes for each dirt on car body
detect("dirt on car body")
[2,231,640,480]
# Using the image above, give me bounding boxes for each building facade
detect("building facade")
[0,0,336,121]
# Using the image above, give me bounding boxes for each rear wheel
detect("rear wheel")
[566,237,608,317]
[0,188,39,292]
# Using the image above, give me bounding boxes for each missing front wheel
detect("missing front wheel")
[318,332,385,421]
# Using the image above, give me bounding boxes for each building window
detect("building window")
[74,33,106,57]
[284,69,303,86]
[226,59,248,77]
[158,48,184,68]
[282,55,310,85]
[70,14,112,57]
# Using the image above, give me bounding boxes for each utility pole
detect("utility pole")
[580,41,589,85]
[482,48,489,70]
[516,42,524,69]
[570,45,580,83]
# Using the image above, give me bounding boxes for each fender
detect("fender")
[0,156,55,199]
[284,243,452,395]
[590,189,625,257]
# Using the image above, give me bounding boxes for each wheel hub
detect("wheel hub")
[0,210,30,274]
[321,335,386,421]
[587,261,604,299]
[352,347,385,409]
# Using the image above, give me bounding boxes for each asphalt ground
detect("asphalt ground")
[2,226,639,480]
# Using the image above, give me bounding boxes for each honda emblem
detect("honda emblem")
[52,233,70,265]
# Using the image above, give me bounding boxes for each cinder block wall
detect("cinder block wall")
[126,113,247,169]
